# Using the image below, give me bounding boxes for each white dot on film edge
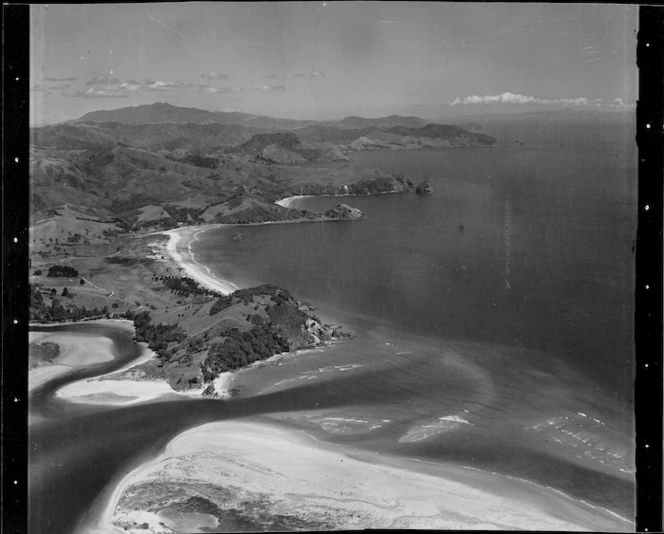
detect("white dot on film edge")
[646,284,650,289]
[645,205,650,211]
[14,157,19,163]
[13,319,17,324]
[13,237,18,243]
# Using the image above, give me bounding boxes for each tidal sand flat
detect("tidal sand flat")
[56,360,234,406]
[99,421,609,533]
[29,329,117,391]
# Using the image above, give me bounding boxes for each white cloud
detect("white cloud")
[200,71,230,81]
[249,84,286,91]
[45,76,79,82]
[86,75,121,86]
[72,77,205,98]
[65,87,131,98]
[450,92,594,106]
[198,86,244,94]
[292,70,325,79]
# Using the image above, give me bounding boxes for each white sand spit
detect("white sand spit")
[87,421,623,534]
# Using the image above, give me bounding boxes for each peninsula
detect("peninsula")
[29,105,496,394]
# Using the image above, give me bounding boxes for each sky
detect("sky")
[30,2,638,124]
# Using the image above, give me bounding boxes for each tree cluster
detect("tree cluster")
[47,265,79,277]
[131,311,187,359]
[162,276,216,297]
[29,285,109,322]
[202,326,289,377]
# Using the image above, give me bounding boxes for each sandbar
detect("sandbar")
[29,330,116,391]
[89,420,628,533]
[56,347,234,406]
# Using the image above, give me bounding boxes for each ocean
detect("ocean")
[191,115,637,517]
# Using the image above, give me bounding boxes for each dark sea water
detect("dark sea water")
[192,116,637,518]
[29,116,637,533]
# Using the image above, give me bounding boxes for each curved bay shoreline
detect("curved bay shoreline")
[30,221,634,533]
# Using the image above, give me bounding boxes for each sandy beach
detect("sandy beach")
[29,328,118,391]
[89,420,626,534]
[274,194,316,208]
[158,225,239,296]
[56,365,234,406]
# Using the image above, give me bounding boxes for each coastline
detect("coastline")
[29,322,130,392]
[90,420,629,533]
[274,189,409,209]
[29,318,235,406]
[33,210,634,531]
[157,225,239,296]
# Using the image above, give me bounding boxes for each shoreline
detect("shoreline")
[29,321,133,392]
[158,225,239,296]
[34,212,634,531]
[274,189,410,209]
[29,318,235,406]
[89,419,631,533]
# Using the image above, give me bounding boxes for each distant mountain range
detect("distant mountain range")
[73,102,434,130]
[29,102,496,226]
[34,103,496,163]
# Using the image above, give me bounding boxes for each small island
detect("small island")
[415,181,434,195]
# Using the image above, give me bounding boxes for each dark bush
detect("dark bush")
[47,265,79,277]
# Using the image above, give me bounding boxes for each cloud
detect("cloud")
[32,83,72,92]
[86,75,121,86]
[65,87,131,98]
[45,76,79,82]
[74,76,207,98]
[249,84,285,91]
[123,79,196,90]
[200,71,230,81]
[261,74,277,79]
[449,92,590,106]
[198,85,244,94]
[292,70,325,78]
[449,92,634,109]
